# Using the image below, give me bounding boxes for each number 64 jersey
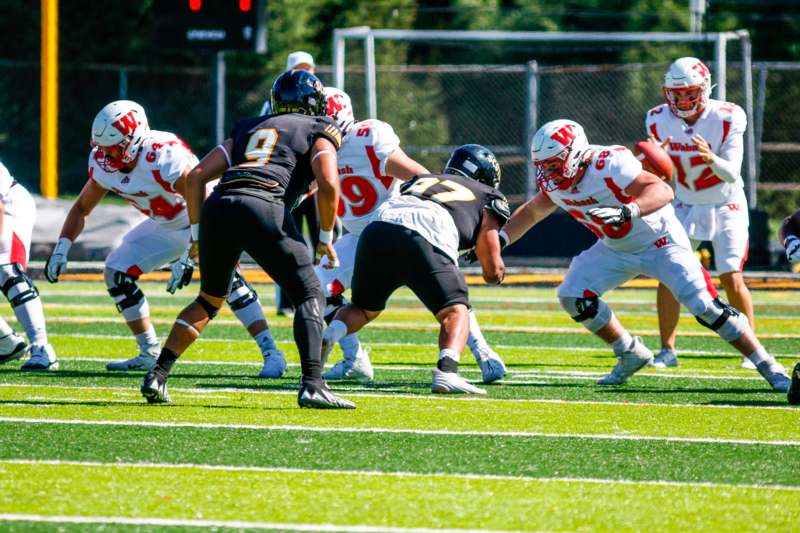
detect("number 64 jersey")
[542,146,688,254]
[88,130,198,231]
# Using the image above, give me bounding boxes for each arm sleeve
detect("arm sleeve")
[610,149,643,189]
[156,143,198,189]
[709,105,746,184]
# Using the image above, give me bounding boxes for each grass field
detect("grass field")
[0,278,798,532]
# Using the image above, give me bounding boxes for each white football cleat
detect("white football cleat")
[755,361,790,392]
[258,348,287,378]
[740,356,757,370]
[106,352,156,372]
[652,348,679,368]
[21,344,58,372]
[323,347,374,382]
[598,336,653,385]
[431,368,486,395]
[473,348,507,383]
[0,331,28,365]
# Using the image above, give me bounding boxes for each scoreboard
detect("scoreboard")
[154,0,267,52]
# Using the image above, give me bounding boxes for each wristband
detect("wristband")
[191,224,200,241]
[498,229,510,249]
[626,202,641,219]
[319,228,334,245]
[54,237,72,256]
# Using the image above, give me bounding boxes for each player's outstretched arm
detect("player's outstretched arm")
[503,191,558,245]
[311,137,340,266]
[46,178,108,282]
[622,170,674,216]
[474,211,505,285]
[780,208,800,264]
[384,147,429,181]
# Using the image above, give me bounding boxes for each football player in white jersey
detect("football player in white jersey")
[0,161,56,370]
[502,119,789,390]
[316,87,508,384]
[45,100,285,376]
[646,57,755,369]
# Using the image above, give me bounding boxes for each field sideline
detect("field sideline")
[0,280,798,532]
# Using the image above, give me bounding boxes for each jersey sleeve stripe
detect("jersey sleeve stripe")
[365,145,394,190]
[721,120,732,144]
[648,123,661,142]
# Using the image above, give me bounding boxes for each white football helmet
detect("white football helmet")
[531,119,589,191]
[324,87,355,133]
[91,100,149,171]
[663,57,711,120]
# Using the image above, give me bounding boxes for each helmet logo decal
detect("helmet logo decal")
[550,124,576,146]
[112,111,138,136]
[692,61,710,78]
[327,94,344,116]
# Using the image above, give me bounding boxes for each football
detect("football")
[633,141,674,182]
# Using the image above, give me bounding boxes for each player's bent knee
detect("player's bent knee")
[227,272,259,311]
[0,263,39,308]
[559,295,611,333]
[694,297,749,342]
[104,268,147,319]
[195,295,220,320]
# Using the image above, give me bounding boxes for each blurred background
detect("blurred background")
[1,0,799,268]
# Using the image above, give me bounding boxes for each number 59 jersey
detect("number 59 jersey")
[542,146,688,254]
[88,130,198,230]
[646,99,746,205]
[336,119,402,235]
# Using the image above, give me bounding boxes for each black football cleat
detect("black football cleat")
[788,362,800,406]
[141,370,171,404]
[297,377,355,409]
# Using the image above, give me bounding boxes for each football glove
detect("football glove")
[785,235,800,264]
[45,238,72,283]
[464,230,509,264]
[587,203,640,226]
[167,247,194,294]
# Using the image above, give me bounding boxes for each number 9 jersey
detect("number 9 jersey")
[335,119,401,235]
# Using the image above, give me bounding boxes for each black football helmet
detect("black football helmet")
[443,144,502,189]
[270,70,327,116]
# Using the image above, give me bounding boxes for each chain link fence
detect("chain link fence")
[0,58,796,219]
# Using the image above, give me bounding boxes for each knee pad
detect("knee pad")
[324,294,347,324]
[559,294,612,333]
[0,264,39,308]
[195,295,220,320]
[695,297,749,342]
[227,271,259,311]
[105,269,145,315]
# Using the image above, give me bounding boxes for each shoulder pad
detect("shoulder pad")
[487,196,511,224]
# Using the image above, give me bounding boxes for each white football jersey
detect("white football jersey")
[336,119,401,235]
[646,99,746,205]
[89,130,198,230]
[0,161,16,199]
[543,145,687,254]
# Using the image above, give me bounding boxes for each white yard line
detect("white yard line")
[2,458,798,492]
[44,315,799,338]
[0,514,527,533]
[0,417,797,446]
[0,382,795,410]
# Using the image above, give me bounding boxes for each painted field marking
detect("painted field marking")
[0,418,798,446]
[3,459,799,491]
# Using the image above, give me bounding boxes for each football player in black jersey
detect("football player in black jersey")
[322,144,510,394]
[141,70,355,409]
[782,209,800,404]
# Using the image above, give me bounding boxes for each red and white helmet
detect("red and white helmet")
[91,100,149,171]
[662,57,712,120]
[531,119,589,191]
[324,87,355,133]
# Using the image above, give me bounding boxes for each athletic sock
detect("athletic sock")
[13,296,48,346]
[747,345,770,366]
[610,331,634,356]
[466,310,489,355]
[254,329,278,352]
[328,319,348,345]
[135,325,160,357]
[338,333,361,361]
[154,347,179,380]
[437,348,460,373]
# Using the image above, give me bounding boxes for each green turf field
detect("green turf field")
[0,280,798,532]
